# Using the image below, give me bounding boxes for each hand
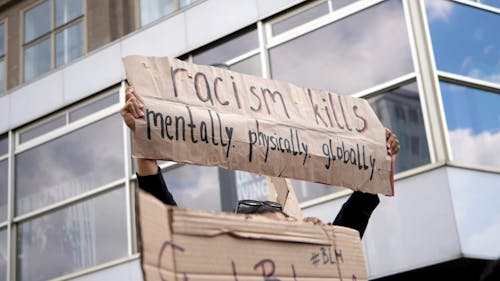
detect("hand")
[385,128,400,157]
[120,86,144,132]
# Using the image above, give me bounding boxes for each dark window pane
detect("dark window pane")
[16,188,128,281]
[24,38,51,82]
[19,115,66,143]
[69,92,119,122]
[368,82,431,172]
[426,0,500,84]
[270,0,413,94]
[0,160,7,222]
[229,54,261,76]
[55,0,83,27]
[24,0,50,43]
[0,134,6,155]
[192,28,259,66]
[0,23,4,56]
[272,2,329,36]
[440,82,500,168]
[140,0,176,26]
[162,165,221,211]
[0,229,6,281]
[55,22,84,67]
[15,114,125,215]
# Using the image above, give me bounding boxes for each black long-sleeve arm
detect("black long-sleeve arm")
[333,191,380,238]
[136,167,177,206]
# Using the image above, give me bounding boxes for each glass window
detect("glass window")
[272,1,330,36]
[55,0,83,27]
[330,0,359,10]
[24,0,51,43]
[16,187,128,281]
[24,38,51,82]
[368,82,431,173]
[19,115,66,144]
[426,0,500,85]
[481,0,500,9]
[192,28,259,66]
[55,21,83,67]
[0,22,4,95]
[440,82,500,168]
[162,165,221,211]
[140,0,176,26]
[0,160,7,222]
[269,0,413,94]
[15,114,124,215]
[69,92,120,122]
[0,22,4,56]
[0,229,6,281]
[23,0,84,82]
[229,54,262,77]
[0,134,6,155]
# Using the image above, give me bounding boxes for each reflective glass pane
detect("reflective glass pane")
[192,28,259,66]
[0,23,4,56]
[19,115,66,143]
[55,0,83,27]
[15,114,124,215]
[440,82,500,168]
[0,160,7,222]
[481,0,500,9]
[229,54,261,76]
[24,0,50,43]
[330,0,359,10]
[234,171,268,201]
[17,188,128,281]
[272,1,330,36]
[368,82,431,172]
[292,180,344,203]
[24,38,51,82]
[0,134,6,155]
[180,0,193,8]
[0,229,6,281]
[140,0,176,26]
[56,22,83,67]
[69,92,120,122]
[162,165,221,211]
[0,60,4,95]
[270,0,413,94]
[426,0,500,84]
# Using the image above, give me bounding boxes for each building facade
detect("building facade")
[0,0,499,280]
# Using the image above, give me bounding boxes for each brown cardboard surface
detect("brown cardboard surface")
[123,55,394,195]
[137,189,367,281]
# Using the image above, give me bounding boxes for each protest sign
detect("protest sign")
[123,56,394,195]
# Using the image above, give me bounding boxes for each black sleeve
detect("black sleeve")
[136,167,177,206]
[332,191,379,238]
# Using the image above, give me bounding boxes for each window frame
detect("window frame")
[20,0,86,82]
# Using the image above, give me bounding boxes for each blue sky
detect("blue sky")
[426,1,500,134]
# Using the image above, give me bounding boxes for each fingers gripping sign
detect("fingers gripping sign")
[120,85,145,132]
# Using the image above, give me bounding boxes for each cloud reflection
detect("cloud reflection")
[449,128,500,168]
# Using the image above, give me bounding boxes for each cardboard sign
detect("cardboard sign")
[137,189,368,281]
[123,56,394,195]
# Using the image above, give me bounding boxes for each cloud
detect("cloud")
[483,44,494,55]
[426,0,454,22]
[449,128,500,167]
[467,68,500,83]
